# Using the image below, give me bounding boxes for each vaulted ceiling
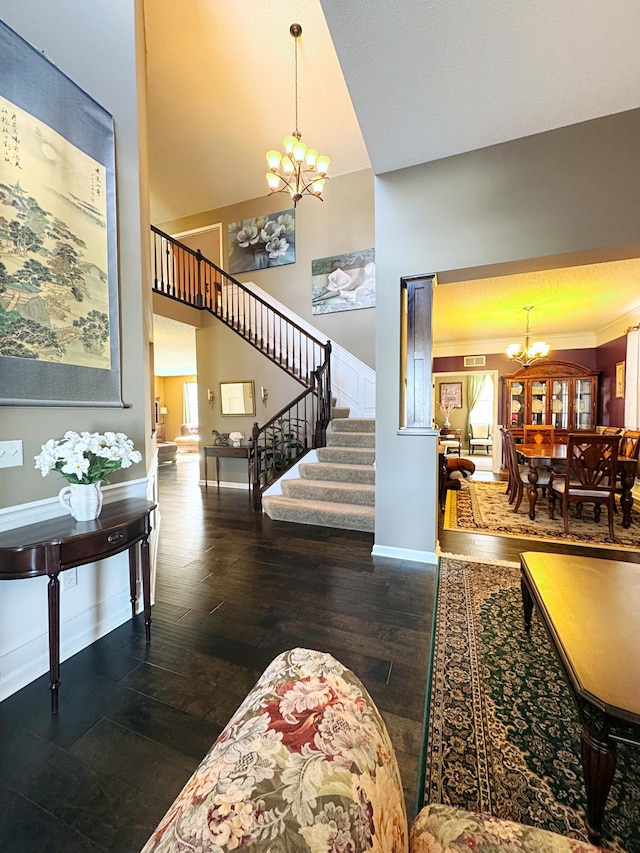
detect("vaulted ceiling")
[144,0,640,363]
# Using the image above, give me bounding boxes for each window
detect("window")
[469,375,493,424]
[183,382,198,425]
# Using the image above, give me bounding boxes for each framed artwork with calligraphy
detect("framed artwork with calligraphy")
[0,20,122,406]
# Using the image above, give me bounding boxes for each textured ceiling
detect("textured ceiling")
[433,258,640,354]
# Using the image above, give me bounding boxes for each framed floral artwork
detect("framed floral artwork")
[227,209,295,274]
[311,248,376,315]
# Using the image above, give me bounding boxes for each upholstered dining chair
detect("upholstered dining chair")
[548,433,620,539]
[469,423,493,454]
[523,424,555,445]
[502,427,551,513]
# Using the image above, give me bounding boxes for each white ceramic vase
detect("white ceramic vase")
[232,439,241,447]
[59,482,104,521]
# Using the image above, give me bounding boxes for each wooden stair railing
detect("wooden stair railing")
[151,226,332,505]
[250,350,332,511]
[152,225,330,389]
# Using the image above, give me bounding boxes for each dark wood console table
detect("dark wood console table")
[204,444,253,492]
[0,498,156,713]
[520,551,640,844]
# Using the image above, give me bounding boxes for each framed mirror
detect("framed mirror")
[220,380,255,416]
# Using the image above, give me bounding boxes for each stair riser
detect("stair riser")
[263,497,374,533]
[282,480,375,507]
[316,447,376,465]
[326,432,375,448]
[331,418,376,434]
[331,407,351,420]
[298,463,375,485]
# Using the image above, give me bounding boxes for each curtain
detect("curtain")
[183,382,198,425]
[467,373,488,442]
[624,327,640,429]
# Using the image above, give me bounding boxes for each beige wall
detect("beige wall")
[0,0,151,510]
[196,313,302,484]
[158,169,376,369]
[375,109,640,558]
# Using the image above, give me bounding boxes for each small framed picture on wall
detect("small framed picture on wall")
[615,361,625,398]
[439,382,462,408]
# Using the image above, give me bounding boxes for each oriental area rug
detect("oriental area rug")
[423,556,640,852]
[444,479,640,549]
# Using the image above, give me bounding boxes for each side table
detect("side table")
[0,498,156,713]
[203,444,253,492]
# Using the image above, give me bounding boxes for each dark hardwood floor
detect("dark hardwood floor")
[1,457,636,852]
[0,455,435,852]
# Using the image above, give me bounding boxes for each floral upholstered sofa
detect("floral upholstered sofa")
[141,648,604,853]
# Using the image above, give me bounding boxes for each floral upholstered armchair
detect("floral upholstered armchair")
[142,648,605,853]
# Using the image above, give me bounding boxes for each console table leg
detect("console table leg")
[580,723,616,844]
[47,573,61,714]
[128,545,137,619]
[141,536,152,643]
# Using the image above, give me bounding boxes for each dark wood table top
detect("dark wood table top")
[520,551,640,721]
[518,443,635,469]
[517,442,568,461]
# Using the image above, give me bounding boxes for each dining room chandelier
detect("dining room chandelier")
[265,23,330,207]
[506,305,551,368]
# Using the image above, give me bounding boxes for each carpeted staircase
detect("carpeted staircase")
[262,415,375,532]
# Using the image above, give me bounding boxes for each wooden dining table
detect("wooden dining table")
[516,442,637,526]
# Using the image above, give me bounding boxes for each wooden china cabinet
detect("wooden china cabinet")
[504,360,599,441]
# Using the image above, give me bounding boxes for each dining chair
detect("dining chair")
[548,434,620,539]
[500,427,515,500]
[503,428,550,513]
[523,424,555,445]
[619,429,640,461]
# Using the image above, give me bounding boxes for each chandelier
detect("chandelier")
[265,24,330,206]
[506,305,550,368]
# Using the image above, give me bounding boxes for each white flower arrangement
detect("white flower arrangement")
[229,431,244,443]
[34,430,142,485]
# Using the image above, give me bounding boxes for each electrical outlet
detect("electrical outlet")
[0,440,23,469]
[62,568,77,590]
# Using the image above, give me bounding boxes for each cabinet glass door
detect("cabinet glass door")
[575,378,593,430]
[530,380,547,425]
[551,379,569,430]
[509,381,525,429]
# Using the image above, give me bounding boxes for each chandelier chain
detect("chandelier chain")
[294,30,298,135]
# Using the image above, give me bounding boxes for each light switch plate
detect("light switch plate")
[0,440,23,469]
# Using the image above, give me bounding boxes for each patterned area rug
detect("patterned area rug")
[444,479,640,549]
[423,557,640,851]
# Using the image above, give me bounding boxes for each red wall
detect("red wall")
[596,336,626,427]
[434,343,624,426]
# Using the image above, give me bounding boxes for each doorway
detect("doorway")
[433,369,500,472]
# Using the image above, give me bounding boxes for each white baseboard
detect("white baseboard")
[371,543,438,564]
[201,479,250,490]
[0,589,134,703]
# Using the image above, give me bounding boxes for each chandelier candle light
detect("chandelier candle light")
[506,305,551,368]
[265,24,330,206]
